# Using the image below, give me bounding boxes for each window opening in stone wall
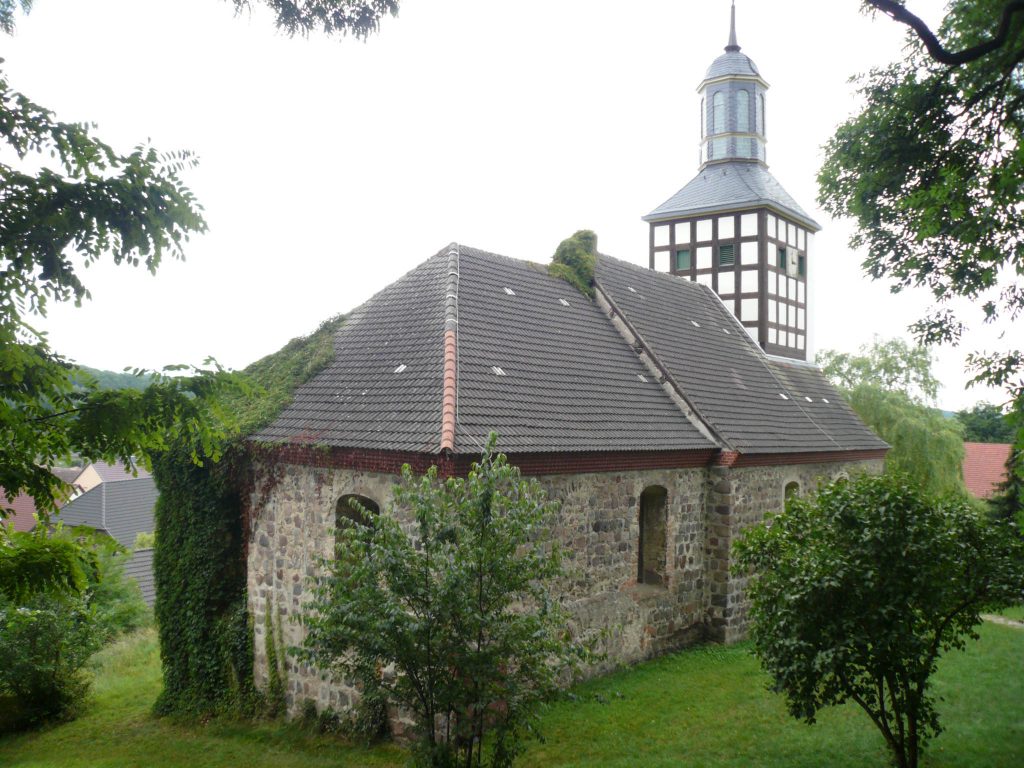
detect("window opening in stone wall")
[784,482,800,501]
[336,494,379,531]
[638,485,668,587]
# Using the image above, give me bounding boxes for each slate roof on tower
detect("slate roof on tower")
[643,161,820,231]
[255,244,885,459]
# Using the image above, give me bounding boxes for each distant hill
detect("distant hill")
[75,365,156,392]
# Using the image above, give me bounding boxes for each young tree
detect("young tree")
[818,338,966,497]
[300,436,585,768]
[956,401,1016,444]
[734,473,1024,768]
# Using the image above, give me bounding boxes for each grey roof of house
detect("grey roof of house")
[55,476,157,548]
[704,50,761,80]
[256,246,715,454]
[90,460,151,483]
[124,548,155,606]
[643,161,821,231]
[256,243,883,459]
[594,255,887,455]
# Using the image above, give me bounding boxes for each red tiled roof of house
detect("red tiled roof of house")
[0,490,39,532]
[962,442,1013,499]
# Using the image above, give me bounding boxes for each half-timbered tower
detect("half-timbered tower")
[643,3,819,361]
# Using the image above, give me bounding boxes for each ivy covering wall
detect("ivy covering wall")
[152,314,344,715]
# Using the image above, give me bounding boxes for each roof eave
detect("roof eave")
[642,199,821,232]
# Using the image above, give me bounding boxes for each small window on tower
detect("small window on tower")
[777,247,787,270]
[798,254,806,277]
[718,244,735,266]
[675,249,691,271]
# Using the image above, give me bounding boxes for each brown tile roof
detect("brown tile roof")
[962,442,1012,499]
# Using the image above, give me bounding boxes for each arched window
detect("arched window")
[336,494,379,530]
[638,486,668,587]
[712,92,726,134]
[737,90,750,133]
[700,97,706,138]
[784,482,800,501]
[758,94,766,134]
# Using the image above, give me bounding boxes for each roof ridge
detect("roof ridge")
[440,244,459,452]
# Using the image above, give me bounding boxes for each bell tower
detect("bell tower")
[643,1,820,361]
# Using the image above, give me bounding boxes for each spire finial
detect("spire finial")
[725,0,740,52]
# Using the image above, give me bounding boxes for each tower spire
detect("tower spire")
[725,1,740,52]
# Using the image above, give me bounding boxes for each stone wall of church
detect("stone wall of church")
[247,460,710,717]
[706,457,886,643]
[248,460,399,716]
[246,455,883,718]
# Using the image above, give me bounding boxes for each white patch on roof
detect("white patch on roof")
[559,298,571,307]
[491,366,506,376]
[805,396,813,402]
[637,373,648,383]
[691,320,701,328]
[722,328,731,335]
[503,287,516,296]
[779,393,789,400]
[822,397,830,403]
[628,286,637,293]
[394,364,407,373]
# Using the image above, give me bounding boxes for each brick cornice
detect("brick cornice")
[249,441,887,477]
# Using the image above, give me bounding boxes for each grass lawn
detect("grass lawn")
[1,621,1021,767]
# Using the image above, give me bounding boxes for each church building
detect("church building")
[245,6,887,715]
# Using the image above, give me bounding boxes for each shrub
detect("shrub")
[300,436,588,767]
[0,593,102,731]
[734,473,1024,768]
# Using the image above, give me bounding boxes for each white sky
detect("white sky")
[3,0,1014,411]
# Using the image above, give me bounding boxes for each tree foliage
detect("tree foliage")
[817,337,939,404]
[734,472,1024,768]
[300,437,586,768]
[818,338,965,497]
[819,0,1024,403]
[232,0,400,39]
[955,401,1016,443]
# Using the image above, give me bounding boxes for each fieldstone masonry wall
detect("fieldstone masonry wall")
[247,455,882,717]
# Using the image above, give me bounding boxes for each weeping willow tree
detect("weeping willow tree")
[844,386,965,498]
[819,339,966,498]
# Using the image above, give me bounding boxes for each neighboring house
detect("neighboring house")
[963,442,1013,499]
[1,466,82,532]
[73,459,150,495]
[56,461,158,605]
[0,490,41,533]
[245,11,888,718]
[57,461,155,548]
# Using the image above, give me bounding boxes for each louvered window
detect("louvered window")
[718,244,735,266]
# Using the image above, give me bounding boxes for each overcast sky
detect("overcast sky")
[4,0,1012,410]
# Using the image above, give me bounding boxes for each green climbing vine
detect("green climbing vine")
[152,314,344,716]
[548,230,598,298]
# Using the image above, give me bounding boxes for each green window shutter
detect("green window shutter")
[798,254,806,277]
[777,247,787,269]
[675,249,691,270]
[719,244,735,266]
